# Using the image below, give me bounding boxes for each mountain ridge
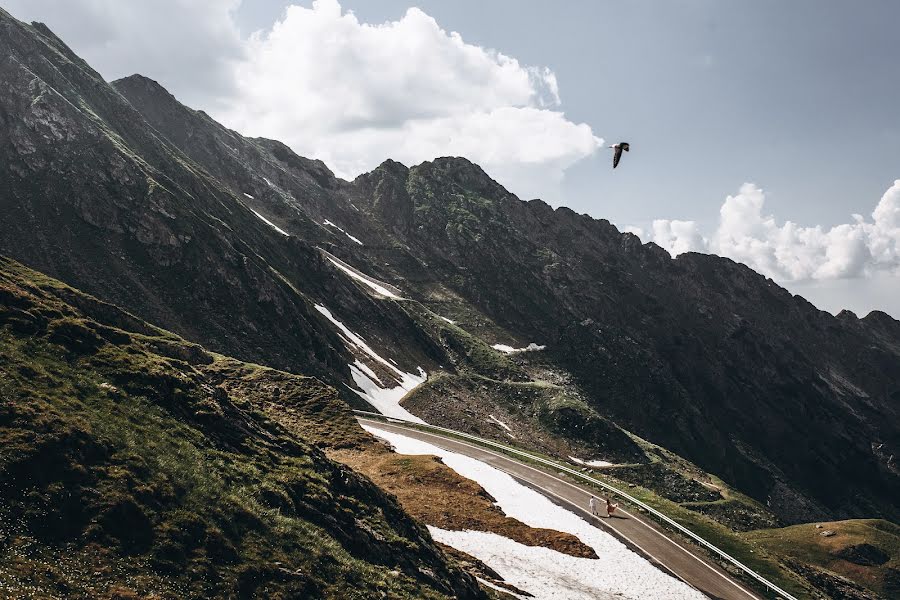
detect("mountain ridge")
[1,6,897,531]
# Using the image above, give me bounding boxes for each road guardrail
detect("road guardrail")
[354,409,798,600]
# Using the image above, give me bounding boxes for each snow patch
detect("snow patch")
[361,426,704,600]
[353,359,382,385]
[315,305,426,422]
[249,208,289,236]
[325,256,403,299]
[349,364,425,423]
[492,343,546,354]
[568,456,614,468]
[488,415,513,433]
[431,529,620,600]
[323,219,364,245]
[476,576,527,599]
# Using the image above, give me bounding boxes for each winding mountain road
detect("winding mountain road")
[357,415,766,600]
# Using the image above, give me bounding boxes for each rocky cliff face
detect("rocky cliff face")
[1,7,897,527]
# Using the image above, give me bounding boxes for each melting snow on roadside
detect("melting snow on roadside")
[493,343,546,354]
[361,425,704,600]
[315,305,425,423]
[323,219,364,245]
[325,256,403,299]
[249,208,289,236]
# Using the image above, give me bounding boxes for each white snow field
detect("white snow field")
[315,305,426,422]
[325,256,403,299]
[249,208,289,236]
[492,342,546,354]
[323,219,364,245]
[361,424,705,600]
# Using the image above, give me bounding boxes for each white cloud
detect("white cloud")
[7,0,600,198]
[215,0,602,197]
[4,0,244,108]
[651,219,705,258]
[645,180,900,286]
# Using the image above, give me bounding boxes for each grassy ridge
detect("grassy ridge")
[0,257,481,599]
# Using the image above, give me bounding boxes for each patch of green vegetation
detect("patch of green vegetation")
[405,302,520,380]
[746,520,900,597]
[0,257,480,599]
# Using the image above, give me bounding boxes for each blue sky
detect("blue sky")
[6,0,900,317]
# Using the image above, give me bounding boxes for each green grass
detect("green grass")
[0,257,478,599]
[746,520,900,597]
[405,302,520,380]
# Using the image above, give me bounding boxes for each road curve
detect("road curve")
[357,416,763,600]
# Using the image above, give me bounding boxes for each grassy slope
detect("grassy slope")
[746,520,899,598]
[0,257,481,599]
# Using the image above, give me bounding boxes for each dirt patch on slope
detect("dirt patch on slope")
[331,443,597,559]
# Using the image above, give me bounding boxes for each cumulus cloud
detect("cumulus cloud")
[7,0,600,197]
[646,180,900,283]
[215,0,602,196]
[651,219,705,258]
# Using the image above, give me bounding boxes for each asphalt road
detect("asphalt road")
[357,416,763,600]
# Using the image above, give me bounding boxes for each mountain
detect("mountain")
[0,256,483,598]
[114,79,900,525]
[1,3,897,538]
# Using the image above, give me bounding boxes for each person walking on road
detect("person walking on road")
[606,496,619,517]
[589,495,599,516]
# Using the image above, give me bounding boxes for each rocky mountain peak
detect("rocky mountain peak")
[413,156,512,202]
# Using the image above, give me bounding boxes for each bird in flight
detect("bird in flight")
[610,142,630,168]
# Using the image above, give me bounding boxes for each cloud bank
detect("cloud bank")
[647,180,900,284]
[216,0,601,196]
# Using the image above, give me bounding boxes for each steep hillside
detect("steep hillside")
[0,256,486,598]
[746,519,899,599]
[0,7,373,387]
[339,158,900,524]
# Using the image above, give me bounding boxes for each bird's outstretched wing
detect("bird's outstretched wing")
[613,145,623,168]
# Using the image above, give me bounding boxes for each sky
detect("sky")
[5,0,899,318]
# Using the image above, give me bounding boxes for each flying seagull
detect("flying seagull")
[610,142,630,168]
